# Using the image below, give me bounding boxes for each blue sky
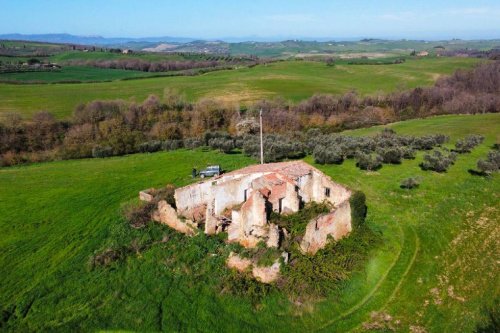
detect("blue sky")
[1,0,499,40]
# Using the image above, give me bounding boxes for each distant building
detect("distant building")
[417,51,429,57]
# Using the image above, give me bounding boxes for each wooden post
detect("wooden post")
[260,109,264,164]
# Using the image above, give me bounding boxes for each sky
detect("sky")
[0,0,499,40]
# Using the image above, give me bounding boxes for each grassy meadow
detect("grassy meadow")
[0,57,482,119]
[0,66,159,83]
[0,113,498,332]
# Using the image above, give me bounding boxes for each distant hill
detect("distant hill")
[0,33,196,45]
[1,34,499,57]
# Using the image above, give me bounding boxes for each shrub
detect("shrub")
[122,201,156,229]
[220,271,273,305]
[454,134,485,153]
[377,146,403,164]
[420,149,457,172]
[271,201,331,237]
[92,145,113,158]
[242,134,306,162]
[203,131,231,145]
[398,147,415,160]
[281,224,377,301]
[208,137,235,153]
[183,138,203,149]
[476,150,500,175]
[413,135,446,150]
[153,184,177,208]
[355,152,383,171]
[400,177,420,189]
[313,145,343,164]
[350,191,367,226]
[162,139,183,151]
[138,140,162,153]
[253,247,281,267]
[89,247,129,268]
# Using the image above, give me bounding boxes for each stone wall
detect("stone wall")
[226,252,282,284]
[174,180,213,218]
[153,200,198,236]
[297,171,351,207]
[228,190,268,247]
[300,200,352,254]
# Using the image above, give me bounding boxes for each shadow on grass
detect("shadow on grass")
[468,169,488,177]
[225,150,242,155]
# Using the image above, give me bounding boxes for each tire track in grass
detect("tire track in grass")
[348,227,420,332]
[380,228,420,308]
[314,225,405,332]
[316,226,419,332]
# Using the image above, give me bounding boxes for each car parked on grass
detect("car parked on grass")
[198,165,222,178]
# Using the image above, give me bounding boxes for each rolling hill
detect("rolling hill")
[0,114,498,332]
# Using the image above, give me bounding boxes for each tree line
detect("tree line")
[0,61,498,167]
[65,57,261,73]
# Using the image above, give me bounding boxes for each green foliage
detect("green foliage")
[420,149,457,172]
[400,177,421,189]
[91,145,113,158]
[162,139,183,151]
[219,271,274,305]
[271,202,331,237]
[243,134,306,162]
[138,140,162,153]
[313,145,344,164]
[281,225,378,301]
[454,134,485,153]
[208,137,235,153]
[350,191,367,226]
[476,150,500,175]
[377,146,403,164]
[122,200,156,229]
[242,246,282,267]
[355,152,383,171]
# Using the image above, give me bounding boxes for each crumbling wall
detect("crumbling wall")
[281,181,301,214]
[174,181,212,219]
[298,171,351,206]
[228,190,268,247]
[226,252,282,284]
[227,252,252,271]
[139,189,154,202]
[211,174,256,215]
[300,200,352,254]
[153,200,198,236]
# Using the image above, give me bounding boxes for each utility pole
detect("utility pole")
[260,109,264,164]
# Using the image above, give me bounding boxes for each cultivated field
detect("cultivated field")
[0,66,158,83]
[0,57,482,119]
[1,114,498,332]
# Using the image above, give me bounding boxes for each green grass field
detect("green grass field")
[0,57,482,119]
[1,114,498,332]
[0,66,159,83]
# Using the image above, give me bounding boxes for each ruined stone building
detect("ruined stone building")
[141,161,353,255]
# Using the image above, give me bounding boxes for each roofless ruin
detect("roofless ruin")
[140,160,355,282]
